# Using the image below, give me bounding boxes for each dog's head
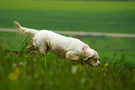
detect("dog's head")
[82,45,101,66]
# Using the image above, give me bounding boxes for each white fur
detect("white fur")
[14,21,101,66]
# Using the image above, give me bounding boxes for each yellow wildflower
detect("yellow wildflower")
[104,63,108,67]
[43,52,46,55]
[8,72,18,80]
[8,67,20,81]
[33,59,36,61]
[25,55,28,58]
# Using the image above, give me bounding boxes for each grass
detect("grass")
[0,32,135,66]
[0,1,135,33]
[1,1,135,11]
[0,50,135,90]
[0,0,135,89]
[0,32,135,90]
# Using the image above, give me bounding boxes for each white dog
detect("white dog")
[14,21,101,66]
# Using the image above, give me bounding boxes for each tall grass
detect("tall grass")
[0,0,135,89]
[0,37,135,90]
[0,32,135,67]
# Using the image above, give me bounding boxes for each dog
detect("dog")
[14,21,101,66]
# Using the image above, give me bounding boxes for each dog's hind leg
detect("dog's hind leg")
[65,51,80,61]
[26,40,35,52]
[26,44,34,51]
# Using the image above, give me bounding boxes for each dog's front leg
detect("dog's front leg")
[38,44,49,54]
[65,51,80,61]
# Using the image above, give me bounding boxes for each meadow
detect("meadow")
[0,32,135,90]
[0,0,135,90]
[0,1,135,33]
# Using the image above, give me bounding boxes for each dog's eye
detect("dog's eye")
[94,59,97,62]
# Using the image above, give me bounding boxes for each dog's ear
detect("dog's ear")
[82,44,93,61]
[82,44,89,51]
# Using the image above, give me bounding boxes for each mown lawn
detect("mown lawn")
[0,32,135,90]
[0,1,135,33]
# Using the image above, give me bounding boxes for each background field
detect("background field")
[0,1,135,33]
[0,0,135,90]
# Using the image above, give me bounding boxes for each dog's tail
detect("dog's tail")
[14,21,38,35]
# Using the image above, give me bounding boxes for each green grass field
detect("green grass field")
[0,1,135,33]
[0,0,135,90]
[0,32,135,90]
[1,32,135,66]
